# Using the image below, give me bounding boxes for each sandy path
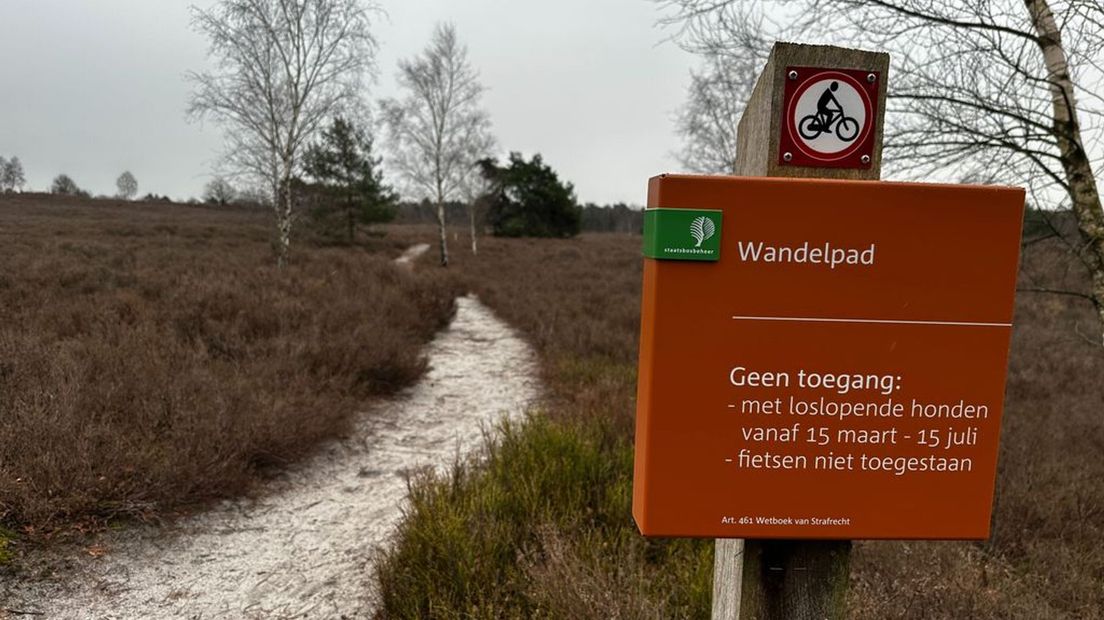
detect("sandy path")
[2,295,539,619]
[393,243,430,268]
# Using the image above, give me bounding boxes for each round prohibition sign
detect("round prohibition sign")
[786,71,874,162]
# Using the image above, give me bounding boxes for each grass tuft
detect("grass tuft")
[376,414,711,619]
[0,527,15,565]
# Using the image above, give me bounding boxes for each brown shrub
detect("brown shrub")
[0,195,461,535]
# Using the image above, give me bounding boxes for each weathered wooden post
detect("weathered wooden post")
[715,42,889,620]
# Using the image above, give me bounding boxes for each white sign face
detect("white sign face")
[790,76,869,156]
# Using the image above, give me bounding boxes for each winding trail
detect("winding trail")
[393,243,430,268]
[2,292,539,619]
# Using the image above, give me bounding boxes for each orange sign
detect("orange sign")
[633,175,1024,540]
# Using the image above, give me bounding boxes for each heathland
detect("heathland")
[0,194,460,546]
[1,196,1101,619]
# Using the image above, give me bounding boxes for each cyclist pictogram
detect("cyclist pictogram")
[779,67,878,167]
[798,81,860,143]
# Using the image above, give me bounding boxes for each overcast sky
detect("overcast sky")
[0,1,694,205]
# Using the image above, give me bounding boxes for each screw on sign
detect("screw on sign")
[780,67,879,168]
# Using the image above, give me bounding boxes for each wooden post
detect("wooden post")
[712,42,890,620]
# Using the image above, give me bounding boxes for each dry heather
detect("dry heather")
[0,195,461,540]
[850,236,1104,619]
[378,231,1104,619]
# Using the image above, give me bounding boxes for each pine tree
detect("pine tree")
[302,117,397,243]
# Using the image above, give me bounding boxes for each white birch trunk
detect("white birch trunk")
[469,202,478,256]
[1026,0,1104,342]
[436,190,450,267]
[276,170,294,269]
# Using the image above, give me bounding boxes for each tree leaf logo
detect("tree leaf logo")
[690,216,716,247]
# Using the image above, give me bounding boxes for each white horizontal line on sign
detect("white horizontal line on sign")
[730,315,1012,328]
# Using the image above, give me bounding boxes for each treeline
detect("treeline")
[580,202,643,234]
[394,199,643,234]
[27,112,643,240]
[49,171,191,204]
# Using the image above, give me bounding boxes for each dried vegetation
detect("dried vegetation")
[0,196,461,543]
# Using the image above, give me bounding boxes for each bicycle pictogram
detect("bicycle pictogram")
[780,67,877,166]
[797,81,860,143]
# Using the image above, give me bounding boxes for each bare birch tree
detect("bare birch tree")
[660,0,1104,341]
[204,176,238,206]
[676,42,764,173]
[116,171,138,200]
[189,0,378,267]
[1,157,23,192]
[459,165,493,255]
[381,22,495,267]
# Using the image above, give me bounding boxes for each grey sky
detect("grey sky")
[0,0,694,205]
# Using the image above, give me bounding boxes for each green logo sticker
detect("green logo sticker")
[643,208,723,261]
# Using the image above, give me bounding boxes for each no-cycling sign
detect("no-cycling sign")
[780,67,879,168]
[634,174,1024,540]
